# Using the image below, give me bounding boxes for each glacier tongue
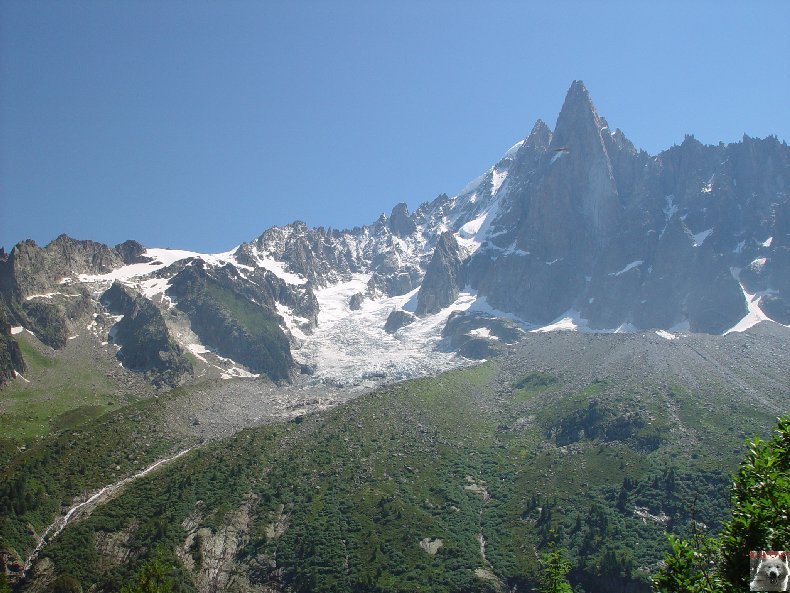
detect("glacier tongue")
[294,275,470,386]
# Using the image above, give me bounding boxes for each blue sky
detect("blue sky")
[1,1,788,253]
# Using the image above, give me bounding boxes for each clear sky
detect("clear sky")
[1,1,788,253]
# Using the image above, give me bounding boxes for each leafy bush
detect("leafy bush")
[653,414,790,593]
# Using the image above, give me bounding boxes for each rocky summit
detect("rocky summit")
[1,81,788,388]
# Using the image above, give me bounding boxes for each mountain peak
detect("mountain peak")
[525,119,552,150]
[567,79,590,98]
[551,79,604,149]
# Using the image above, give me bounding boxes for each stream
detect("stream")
[22,446,196,577]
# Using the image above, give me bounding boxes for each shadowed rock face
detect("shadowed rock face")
[388,203,418,237]
[167,263,294,383]
[460,82,786,332]
[415,232,463,317]
[0,305,25,385]
[101,282,193,387]
[384,310,416,334]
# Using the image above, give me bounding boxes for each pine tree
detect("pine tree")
[539,544,573,593]
[120,548,173,593]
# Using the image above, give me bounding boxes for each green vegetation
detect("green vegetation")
[121,548,175,593]
[15,333,54,370]
[720,415,790,588]
[0,332,122,442]
[539,544,573,593]
[653,414,790,593]
[513,371,558,401]
[14,359,777,593]
[0,389,188,558]
[203,282,281,340]
[652,533,721,593]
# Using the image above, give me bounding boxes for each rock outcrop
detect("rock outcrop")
[463,82,786,333]
[440,311,524,359]
[101,282,193,387]
[384,310,416,334]
[167,263,294,383]
[415,232,463,316]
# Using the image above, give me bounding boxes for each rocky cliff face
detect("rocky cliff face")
[457,81,787,333]
[102,282,193,387]
[415,232,463,316]
[0,236,148,350]
[167,262,295,383]
[0,305,25,385]
[0,235,134,302]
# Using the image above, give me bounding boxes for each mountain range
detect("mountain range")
[1,81,788,391]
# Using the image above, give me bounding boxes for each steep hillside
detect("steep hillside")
[9,325,788,592]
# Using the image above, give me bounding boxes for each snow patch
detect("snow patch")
[750,257,767,271]
[14,370,30,383]
[468,327,494,339]
[503,139,525,158]
[533,310,590,333]
[762,236,773,247]
[139,278,171,299]
[490,169,508,196]
[459,213,487,238]
[655,330,677,340]
[24,292,80,301]
[276,303,311,340]
[725,268,787,334]
[74,245,307,290]
[220,367,259,380]
[10,326,23,335]
[454,184,508,254]
[250,248,307,285]
[186,343,211,362]
[692,228,713,247]
[663,195,677,222]
[185,341,260,379]
[609,260,643,277]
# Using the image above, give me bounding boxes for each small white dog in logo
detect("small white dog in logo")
[751,552,790,591]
